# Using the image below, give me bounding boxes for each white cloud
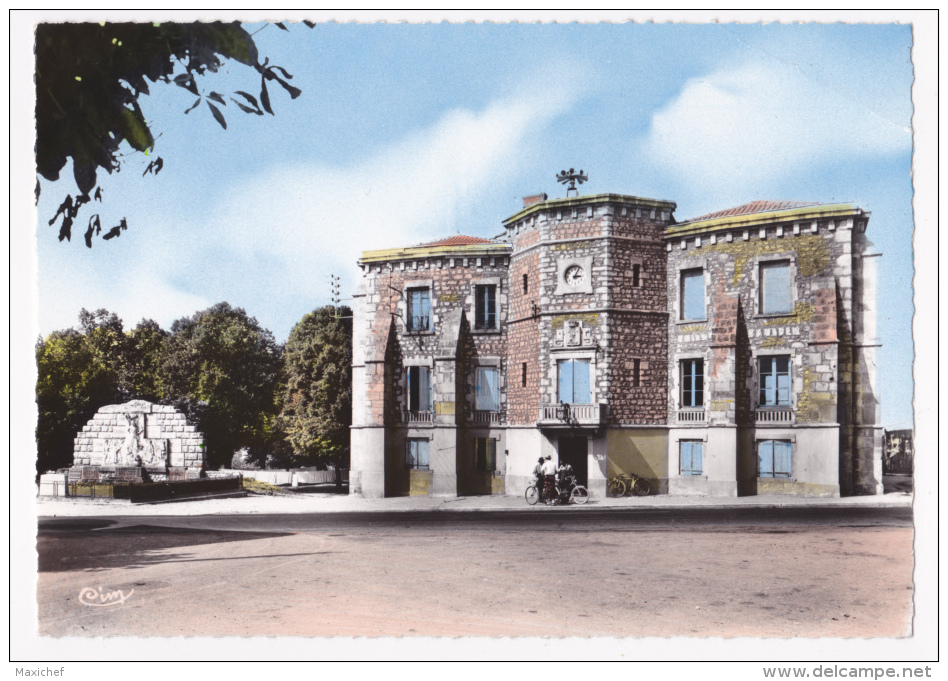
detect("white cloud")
[185,83,580,331]
[643,61,912,195]
[38,262,210,336]
[35,66,587,341]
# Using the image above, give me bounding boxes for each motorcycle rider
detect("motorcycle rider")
[540,455,558,505]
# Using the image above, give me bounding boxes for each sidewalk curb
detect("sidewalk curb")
[130,491,250,505]
[395,497,914,513]
[36,492,913,517]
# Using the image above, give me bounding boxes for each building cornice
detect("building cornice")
[511,233,664,259]
[667,204,867,238]
[359,242,511,264]
[503,193,677,226]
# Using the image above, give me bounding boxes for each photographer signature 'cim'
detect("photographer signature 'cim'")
[77,586,134,607]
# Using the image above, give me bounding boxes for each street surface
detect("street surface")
[37,506,913,638]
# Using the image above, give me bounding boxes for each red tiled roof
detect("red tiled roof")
[416,235,495,247]
[685,200,819,224]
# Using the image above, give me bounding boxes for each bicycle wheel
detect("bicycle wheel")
[570,485,589,504]
[631,476,651,496]
[608,479,626,497]
[525,485,539,505]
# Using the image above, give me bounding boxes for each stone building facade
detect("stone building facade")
[350,192,882,499]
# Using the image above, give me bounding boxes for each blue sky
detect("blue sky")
[32,18,915,428]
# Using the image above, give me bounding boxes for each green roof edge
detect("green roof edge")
[667,203,864,237]
[503,193,677,226]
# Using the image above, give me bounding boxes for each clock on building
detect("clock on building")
[564,265,585,286]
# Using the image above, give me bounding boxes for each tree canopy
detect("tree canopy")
[161,302,283,469]
[276,306,353,468]
[36,327,117,474]
[35,21,308,246]
[35,303,353,476]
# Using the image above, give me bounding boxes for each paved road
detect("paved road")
[37,506,914,638]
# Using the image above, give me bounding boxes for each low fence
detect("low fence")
[219,467,348,486]
[66,476,242,502]
[67,482,113,499]
[39,466,348,499]
[39,474,68,497]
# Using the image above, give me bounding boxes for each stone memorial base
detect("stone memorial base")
[114,466,144,483]
[166,467,204,481]
[167,467,189,482]
[67,464,205,484]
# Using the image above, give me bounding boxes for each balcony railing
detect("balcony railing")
[472,411,503,425]
[402,410,433,425]
[537,403,605,428]
[406,315,430,333]
[755,408,794,424]
[677,409,706,423]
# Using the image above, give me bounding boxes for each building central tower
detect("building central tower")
[503,193,676,496]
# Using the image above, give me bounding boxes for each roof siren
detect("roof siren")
[556,168,588,197]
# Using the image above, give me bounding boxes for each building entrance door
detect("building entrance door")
[558,436,588,486]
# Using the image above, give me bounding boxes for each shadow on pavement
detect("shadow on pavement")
[281,482,349,495]
[37,524,295,573]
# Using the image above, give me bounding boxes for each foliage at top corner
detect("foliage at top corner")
[35,21,307,246]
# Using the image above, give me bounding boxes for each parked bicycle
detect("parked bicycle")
[608,472,651,497]
[525,477,589,505]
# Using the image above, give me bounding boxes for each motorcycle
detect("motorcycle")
[525,475,589,505]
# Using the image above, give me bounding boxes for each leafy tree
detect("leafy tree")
[35,21,309,246]
[161,302,282,469]
[275,306,352,468]
[78,307,124,336]
[74,309,170,403]
[35,308,157,474]
[35,329,117,475]
[126,319,168,401]
[77,307,130,390]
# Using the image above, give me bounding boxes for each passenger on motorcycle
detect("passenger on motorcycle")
[555,462,575,503]
[531,457,545,501]
[557,462,575,487]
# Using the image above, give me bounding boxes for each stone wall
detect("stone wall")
[506,318,541,426]
[664,209,878,495]
[666,220,854,427]
[608,312,667,424]
[72,400,205,471]
[352,246,511,497]
[350,194,880,498]
[606,223,668,425]
[356,253,509,423]
[508,200,671,425]
[507,247,541,425]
